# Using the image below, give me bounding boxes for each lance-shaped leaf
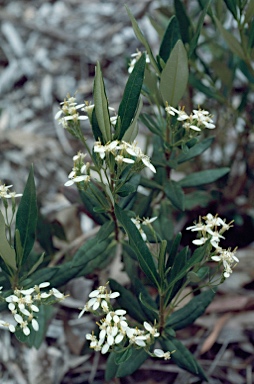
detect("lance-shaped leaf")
[177,137,214,164]
[165,242,209,303]
[160,40,189,107]
[188,0,212,57]
[117,54,145,140]
[105,348,149,380]
[115,204,159,288]
[15,166,37,265]
[159,16,181,62]
[122,98,143,142]
[166,289,216,330]
[224,0,238,20]
[174,0,193,43]
[125,6,160,74]
[164,180,185,211]
[179,167,230,187]
[109,279,147,323]
[93,62,111,142]
[0,211,16,271]
[214,16,245,60]
[161,337,208,381]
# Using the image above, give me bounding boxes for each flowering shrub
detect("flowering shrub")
[1,0,253,381]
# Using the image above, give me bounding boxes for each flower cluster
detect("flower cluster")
[186,213,239,278]
[0,282,65,335]
[166,105,215,131]
[80,285,172,360]
[128,50,150,73]
[55,95,88,128]
[93,140,156,173]
[65,151,90,187]
[131,216,157,241]
[0,183,22,200]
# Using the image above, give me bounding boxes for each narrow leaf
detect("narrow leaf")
[174,0,193,43]
[115,204,159,287]
[0,211,16,270]
[179,167,230,187]
[160,40,189,107]
[159,16,181,62]
[177,137,214,164]
[122,98,143,142]
[109,278,147,323]
[224,0,238,20]
[118,54,146,139]
[93,62,111,142]
[166,289,216,330]
[15,166,37,265]
[125,6,160,74]
[214,16,245,60]
[189,0,212,57]
[164,180,185,211]
[116,348,149,377]
[161,338,208,381]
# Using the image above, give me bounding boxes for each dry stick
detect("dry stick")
[49,226,99,267]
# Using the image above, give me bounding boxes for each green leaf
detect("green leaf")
[160,40,189,107]
[125,6,160,74]
[166,289,216,330]
[164,180,185,211]
[177,137,214,164]
[139,113,162,136]
[224,0,238,20]
[132,278,159,322]
[15,305,53,349]
[0,211,16,271]
[117,183,137,197]
[72,221,114,268]
[189,73,225,102]
[109,279,147,323]
[79,186,110,225]
[184,190,213,210]
[93,62,111,142]
[91,107,104,142]
[245,0,254,24]
[165,242,209,302]
[117,55,146,139]
[15,166,37,265]
[161,337,208,381]
[189,0,212,57]
[114,348,133,364]
[105,348,149,380]
[159,16,181,62]
[122,98,142,142]
[174,0,193,43]
[214,16,245,60]
[115,204,160,287]
[179,167,230,187]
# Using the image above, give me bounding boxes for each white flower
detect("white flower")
[192,237,208,246]
[14,314,30,335]
[154,348,172,360]
[115,155,135,164]
[143,322,160,338]
[211,247,239,278]
[0,320,15,333]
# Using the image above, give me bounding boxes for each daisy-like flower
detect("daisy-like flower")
[93,140,119,159]
[4,282,65,335]
[79,286,120,317]
[0,320,15,333]
[154,348,172,360]
[211,247,239,278]
[115,155,135,164]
